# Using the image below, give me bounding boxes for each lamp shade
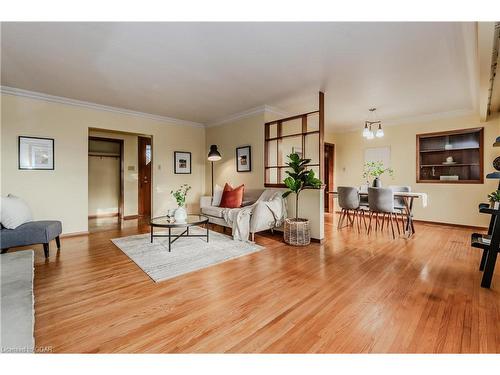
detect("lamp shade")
[207,144,222,161]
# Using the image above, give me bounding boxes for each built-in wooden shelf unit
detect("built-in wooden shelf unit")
[416,127,484,184]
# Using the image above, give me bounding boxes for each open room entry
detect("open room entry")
[324,143,335,213]
[88,136,124,230]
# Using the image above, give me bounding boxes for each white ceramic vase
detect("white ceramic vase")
[174,206,187,222]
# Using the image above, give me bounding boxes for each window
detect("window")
[145,144,151,165]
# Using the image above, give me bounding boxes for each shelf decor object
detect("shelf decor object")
[416,127,484,183]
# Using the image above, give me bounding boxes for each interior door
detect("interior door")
[324,143,335,212]
[138,136,152,217]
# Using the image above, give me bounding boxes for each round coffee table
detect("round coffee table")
[150,214,209,252]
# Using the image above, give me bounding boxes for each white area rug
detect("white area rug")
[1,250,34,353]
[111,226,264,282]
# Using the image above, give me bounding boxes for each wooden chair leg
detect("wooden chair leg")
[394,213,401,235]
[368,212,373,235]
[337,209,345,229]
[381,213,386,231]
[362,211,368,231]
[55,236,61,249]
[389,214,396,239]
[43,243,49,258]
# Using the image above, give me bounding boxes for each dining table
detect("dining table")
[329,190,428,237]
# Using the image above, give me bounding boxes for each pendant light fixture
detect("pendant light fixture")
[363,108,384,139]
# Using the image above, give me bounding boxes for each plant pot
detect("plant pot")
[174,206,187,223]
[372,177,382,187]
[284,218,311,246]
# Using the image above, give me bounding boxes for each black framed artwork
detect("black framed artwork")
[18,136,55,170]
[236,145,251,172]
[174,151,192,174]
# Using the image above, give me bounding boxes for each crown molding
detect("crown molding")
[331,108,477,133]
[206,105,289,127]
[0,86,205,128]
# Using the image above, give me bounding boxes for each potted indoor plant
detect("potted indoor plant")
[282,153,322,246]
[363,161,394,187]
[171,184,191,222]
[487,189,500,209]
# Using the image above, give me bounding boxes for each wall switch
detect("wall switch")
[128,166,135,171]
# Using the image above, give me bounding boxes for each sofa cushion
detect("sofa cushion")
[0,221,62,249]
[1,195,33,229]
[220,183,245,208]
[211,184,224,206]
[201,206,225,218]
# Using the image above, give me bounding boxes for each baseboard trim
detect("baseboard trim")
[88,213,119,219]
[123,215,139,220]
[413,219,487,230]
[60,231,89,238]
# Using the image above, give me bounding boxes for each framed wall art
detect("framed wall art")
[236,145,251,172]
[174,151,192,174]
[18,136,55,170]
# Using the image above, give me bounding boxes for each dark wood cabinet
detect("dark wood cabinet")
[416,128,484,184]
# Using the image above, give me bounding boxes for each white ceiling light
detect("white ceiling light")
[363,108,384,139]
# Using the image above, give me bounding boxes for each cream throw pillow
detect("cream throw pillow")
[0,195,33,229]
[212,184,224,206]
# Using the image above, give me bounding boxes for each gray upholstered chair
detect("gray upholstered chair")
[367,187,400,238]
[359,184,369,208]
[1,221,62,258]
[337,186,366,231]
[389,185,411,231]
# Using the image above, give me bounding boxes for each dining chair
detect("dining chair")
[389,185,411,232]
[367,187,401,239]
[337,186,366,232]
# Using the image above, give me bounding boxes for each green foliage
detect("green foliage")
[488,189,500,203]
[171,184,191,207]
[362,161,394,180]
[282,153,322,219]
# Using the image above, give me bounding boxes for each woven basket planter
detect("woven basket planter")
[284,218,311,246]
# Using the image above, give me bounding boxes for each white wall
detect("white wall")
[1,93,206,234]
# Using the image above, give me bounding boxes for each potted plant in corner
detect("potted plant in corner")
[488,189,500,209]
[171,184,191,223]
[363,161,394,187]
[282,153,322,246]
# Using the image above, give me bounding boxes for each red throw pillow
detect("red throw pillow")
[219,183,245,208]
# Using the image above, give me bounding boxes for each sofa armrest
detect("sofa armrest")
[200,196,212,209]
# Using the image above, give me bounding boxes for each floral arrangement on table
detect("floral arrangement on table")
[487,189,500,209]
[171,184,191,207]
[362,161,394,187]
[170,184,191,222]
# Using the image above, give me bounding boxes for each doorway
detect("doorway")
[324,143,335,213]
[88,136,124,231]
[138,136,152,217]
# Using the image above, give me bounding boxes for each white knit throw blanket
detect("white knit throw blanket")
[222,206,253,241]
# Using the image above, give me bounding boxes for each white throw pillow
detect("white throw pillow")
[212,184,224,207]
[0,195,33,229]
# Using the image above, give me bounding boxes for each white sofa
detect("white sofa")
[200,188,286,241]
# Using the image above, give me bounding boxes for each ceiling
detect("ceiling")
[1,22,477,130]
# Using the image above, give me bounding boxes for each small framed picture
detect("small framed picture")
[236,146,251,172]
[174,151,191,174]
[18,136,55,170]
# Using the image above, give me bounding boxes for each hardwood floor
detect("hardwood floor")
[25,214,500,353]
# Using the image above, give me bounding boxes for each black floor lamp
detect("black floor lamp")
[207,145,222,196]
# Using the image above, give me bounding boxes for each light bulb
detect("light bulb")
[376,125,384,138]
[367,130,375,140]
[362,125,370,138]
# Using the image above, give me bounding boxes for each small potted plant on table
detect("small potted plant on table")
[363,161,394,187]
[488,190,500,209]
[282,153,322,246]
[171,184,191,222]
